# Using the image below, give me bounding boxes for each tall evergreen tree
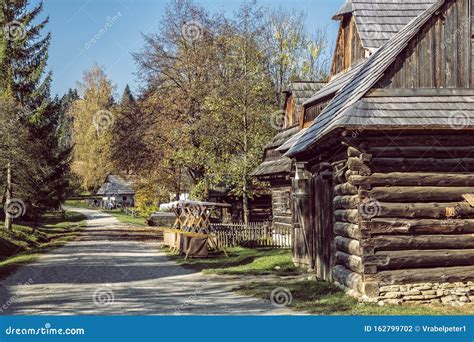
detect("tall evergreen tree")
[57,88,79,150]
[121,84,135,106]
[0,0,71,224]
[110,84,151,175]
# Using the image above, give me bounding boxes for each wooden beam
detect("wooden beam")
[334,222,362,239]
[366,265,474,284]
[349,173,474,187]
[335,236,362,256]
[374,202,474,219]
[359,187,474,202]
[333,265,364,293]
[362,234,474,252]
[361,218,474,235]
[335,251,363,273]
[366,88,474,97]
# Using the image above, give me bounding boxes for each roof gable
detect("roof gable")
[287,0,446,157]
[283,82,326,127]
[97,174,135,196]
[335,0,438,50]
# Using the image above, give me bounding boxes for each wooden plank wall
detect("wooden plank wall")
[336,132,474,296]
[331,15,366,76]
[377,0,471,89]
[314,171,335,282]
[303,98,332,128]
[292,166,314,269]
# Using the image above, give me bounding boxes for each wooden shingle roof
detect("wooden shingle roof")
[251,156,293,178]
[334,91,474,127]
[334,0,437,50]
[251,82,325,178]
[285,82,326,123]
[251,126,300,177]
[97,174,135,196]
[287,0,447,157]
[304,60,366,107]
[264,125,300,150]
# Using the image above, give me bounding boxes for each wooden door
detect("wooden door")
[313,171,334,281]
[291,165,314,269]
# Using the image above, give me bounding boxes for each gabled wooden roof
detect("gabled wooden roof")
[97,174,135,196]
[334,0,437,51]
[251,156,293,178]
[284,82,326,123]
[264,125,301,150]
[251,126,300,178]
[287,0,447,157]
[251,82,324,178]
[304,60,366,107]
[277,127,308,154]
[331,90,474,127]
[285,82,326,103]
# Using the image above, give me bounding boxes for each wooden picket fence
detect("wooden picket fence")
[210,222,291,249]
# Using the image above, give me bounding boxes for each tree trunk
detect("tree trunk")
[33,214,38,233]
[243,189,249,225]
[4,162,12,231]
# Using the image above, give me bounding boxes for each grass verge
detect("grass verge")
[166,246,474,315]
[102,209,147,226]
[237,279,474,315]
[166,247,300,276]
[63,199,92,209]
[0,211,87,279]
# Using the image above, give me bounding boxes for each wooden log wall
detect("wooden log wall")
[248,194,272,222]
[338,132,474,297]
[331,149,366,294]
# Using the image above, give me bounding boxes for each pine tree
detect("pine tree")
[110,84,150,175]
[0,0,71,223]
[121,84,135,106]
[57,88,79,150]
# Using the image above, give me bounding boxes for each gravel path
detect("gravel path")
[0,207,297,315]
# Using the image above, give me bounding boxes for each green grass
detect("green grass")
[167,247,301,276]
[103,209,147,226]
[0,211,87,279]
[237,279,474,315]
[64,199,92,209]
[166,246,474,315]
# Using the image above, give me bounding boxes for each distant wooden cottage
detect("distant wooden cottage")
[286,0,474,305]
[252,82,325,229]
[97,174,135,208]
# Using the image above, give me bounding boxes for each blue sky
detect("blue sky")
[42,0,341,98]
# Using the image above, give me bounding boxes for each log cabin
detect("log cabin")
[96,174,135,208]
[286,0,474,305]
[252,82,325,230]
